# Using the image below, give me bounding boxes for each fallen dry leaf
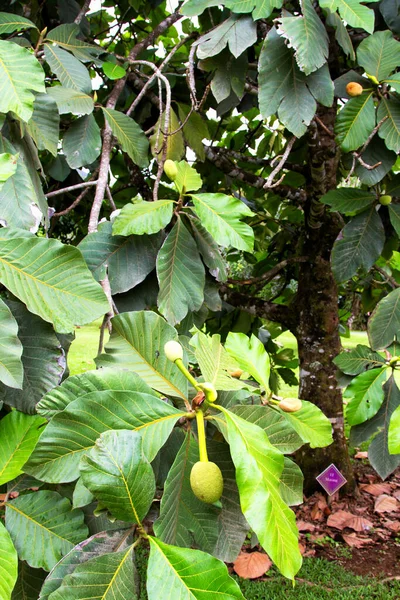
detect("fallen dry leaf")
[393,490,400,501]
[297,520,316,533]
[374,495,399,514]
[342,533,374,548]
[354,451,368,459]
[383,519,400,533]
[362,483,392,496]
[345,515,373,532]
[233,552,272,579]
[327,510,355,530]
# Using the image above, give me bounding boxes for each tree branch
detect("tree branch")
[228,257,308,286]
[74,0,91,24]
[46,180,98,198]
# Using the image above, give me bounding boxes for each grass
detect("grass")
[67,318,108,376]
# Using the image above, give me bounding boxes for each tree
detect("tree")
[0,0,400,597]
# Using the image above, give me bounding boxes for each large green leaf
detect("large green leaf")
[319,0,379,33]
[216,407,301,580]
[377,97,400,153]
[187,215,227,282]
[389,403,400,454]
[26,93,59,157]
[357,31,400,81]
[333,344,386,375]
[0,40,44,122]
[63,114,101,168]
[368,287,400,349]
[47,87,94,115]
[39,529,133,600]
[278,0,328,75]
[344,367,388,425]
[47,546,137,600]
[171,160,202,195]
[191,193,254,252]
[225,332,270,392]
[368,377,400,478]
[36,368,154,420]
[0,233,109,333]
[25,390,185,482]
[280,457,304,506]
[0,521,18,600]
[150,108,185,162]
[78,221,162,294]
[95,311,188,399]
[0,300,64,413]
[335,93,375,152]
[224,0,283,19]
[0,152,18,187]
[46,24,103,62]
[177,106,210,161]
[0,412,45,485]
[12,562,46,600]
[280,400,333,448]
[80,430,155,523]
[320,188,376,216]
[5,491,88,571]
[196,14,257,59]
[44,44,92,93]
[325,10,355,60]
[112,200,174,236]
[157,218,205,324]
[331,207,385,283]
[147,537,244,600]
[388,204,400,237]
[102,108,149,168]
[0,297,23,388]
[0,12,36,34]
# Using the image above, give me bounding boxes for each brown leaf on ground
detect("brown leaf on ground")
[393,490,400,501]
[354,451,368,459]
[345,515,373,532]
[297,520,316,532]
[233,552,272,579]
[361,483,392,496]
[383,519,400,532]
[342,533,375,548]
[327,510,355,530]
[374,495,399,513]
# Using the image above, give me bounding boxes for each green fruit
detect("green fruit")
[164,340,183,362]
[279,398,302,412]
[379,195,392,205]
[198,382,218,402]
[164,159,178,181]
[190,461,223,504]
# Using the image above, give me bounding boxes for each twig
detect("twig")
[345,116,389,182]
[373,266,400,289]
[263,136,297,189]
[187,43,199,109]
[53,185,93,217]
[74,0,91,24]
[106,184,116,211]
[314,115,335,138]
[228,257,308,286]
[45,180,98,198]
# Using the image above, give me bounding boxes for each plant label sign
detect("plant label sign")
[316,464,347,496]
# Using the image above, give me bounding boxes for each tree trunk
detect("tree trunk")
[292,106,355,494]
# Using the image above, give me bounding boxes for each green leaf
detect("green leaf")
[46,24,103,62]
[37,368,154,420]
[389,403,400,454]
[191,193,254,252]
[335,93,375,152]
[344,367,388,425]
[39,529,133,600]
[173,160,202,194]
[189,329,246,391]
[320,188,376,216]
[25,390,186,482]
[217,407,301,580]
[44,44,92,94]
[47,546,137,600]
[368,287,400,349]
[354,136,396,185]
[187,215,227,282]
[47,87,94,115]
[357,31,400,82]
[368,377,400,478]
[147,537,245,600]
[0,297,23,388]
[112,200,174,236]
[319,0,379,33]
[102,62,126,80]
[0,12,36,34]
[0,300,64,413]
[72,477,93,508]
[181,0,220,16]
[79,221,162,294]
[80,430,155,523]
[0,412,45,485]
[199,50,247,104]
[278,0,328,75]
[230,405,304,454]
[0,152,18,187]
[102,108,149,168]
[280,400,333,448]
[325,10,355,60]
[0,521,18,600]
[5,491,88,571]
[225,332,270,392]
[280,457,304,506]
[306,63,334,107]
[150,108,185,162]
[0,233,109,333]
[377,97,400,153]
[177,105,210,161]
[63,114,101,168]
[389,204,400,238]
[258,28,317,137]
[26,94,60,157]
[96,311,188,399]
[384,72,400,93]
[157,218,205,324]
[12,562,46,600]
[196,15,257,59]
[331,207,385,283]
[333,345,386,375]
[224,0,283,19]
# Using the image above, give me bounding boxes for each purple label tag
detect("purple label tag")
[316,464,347,496]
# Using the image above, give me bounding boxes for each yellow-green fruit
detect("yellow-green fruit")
[164,340,183,362]
[379,195,392,205]
[190,461,223,503]
[198,382,218,402]
[164,159,178,181]
[346,82,363,97]
[279,398,302,413]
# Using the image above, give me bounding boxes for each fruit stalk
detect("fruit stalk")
[196,409,208,462]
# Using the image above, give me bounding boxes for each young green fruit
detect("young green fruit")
[190,461,223,503]
[164,340,183,362]
[346,82,363,97]
[379,195,392,205]
[164,159,178,181]
[279,398,302,413]
[198,382,218,402]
